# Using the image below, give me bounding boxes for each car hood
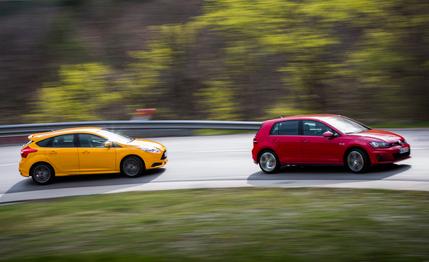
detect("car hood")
[127,139,166,151]
[348,129,404,142]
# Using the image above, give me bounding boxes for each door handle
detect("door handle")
[82,150,90,154]
[49,151,57,155]
[302,140,309,143]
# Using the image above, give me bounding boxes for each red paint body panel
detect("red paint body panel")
[269,135,302,163]
[252,115,411,167]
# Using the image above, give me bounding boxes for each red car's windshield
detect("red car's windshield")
[323,116,370,134]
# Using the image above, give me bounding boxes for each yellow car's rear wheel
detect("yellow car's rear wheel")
[31,163,54,185]
[121,156,144,177]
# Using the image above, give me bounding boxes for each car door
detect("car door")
[300,120,342,164]
[42,134,80,174]
[270,120,302,164]
[77,133,117,173]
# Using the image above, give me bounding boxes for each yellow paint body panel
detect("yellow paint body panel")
[19,127,167,177]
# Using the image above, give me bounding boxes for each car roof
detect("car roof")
[29,127,102,141]
[264,114,341,124]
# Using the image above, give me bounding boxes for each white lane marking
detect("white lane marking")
[172,150,249,153]
[2,179,429,204]
[106,179,429,193]
[0,163,16,167]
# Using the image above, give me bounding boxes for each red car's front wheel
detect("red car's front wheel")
[345,149,370,173]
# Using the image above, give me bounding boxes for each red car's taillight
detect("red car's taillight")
[21,146,37,158]
[253,138,258,145]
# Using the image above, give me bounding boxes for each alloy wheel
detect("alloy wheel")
[32,164,52,184]
[347,151,365,172]
[259,152,277,173]
[123,157,142,177]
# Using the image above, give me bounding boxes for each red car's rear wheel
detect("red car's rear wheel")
[259,151,280,174]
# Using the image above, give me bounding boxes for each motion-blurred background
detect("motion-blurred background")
[1,0,428,125]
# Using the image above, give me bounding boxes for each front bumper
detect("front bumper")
[149,158,168,168]
[370,144,411,164]
[148,150,168,169]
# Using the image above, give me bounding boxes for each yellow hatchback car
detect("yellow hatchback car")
[19,127,167,184]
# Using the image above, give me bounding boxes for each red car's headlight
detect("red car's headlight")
[369,141,391,148]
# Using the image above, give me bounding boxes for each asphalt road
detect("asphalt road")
[1,129,428,203]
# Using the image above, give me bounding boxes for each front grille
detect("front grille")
[393,151,410,160]
[161,150,167,160]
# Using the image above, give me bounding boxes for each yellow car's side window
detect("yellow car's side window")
[52,134,75,148]
[37,134,76,148]
[78,134,107,148]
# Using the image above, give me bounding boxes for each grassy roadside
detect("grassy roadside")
[1,188,428,261]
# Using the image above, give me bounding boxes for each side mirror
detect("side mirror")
[322,131,335,138]
[104,141,113,148]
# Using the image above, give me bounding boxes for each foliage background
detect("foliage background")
[0,0,427,124]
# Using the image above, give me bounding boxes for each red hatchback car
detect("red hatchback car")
[252,114,411,173]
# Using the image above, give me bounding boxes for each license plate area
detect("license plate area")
[399,147,409,154]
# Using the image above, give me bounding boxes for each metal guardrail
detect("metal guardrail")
[0,120,262,136]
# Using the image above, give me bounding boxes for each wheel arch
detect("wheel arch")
[257,147,278,161]
[29,161,55,177]
[120,154,146,171]
[343,146,371,165]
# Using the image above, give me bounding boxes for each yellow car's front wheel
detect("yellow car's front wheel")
[121,156,145,177]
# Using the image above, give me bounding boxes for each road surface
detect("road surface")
[1,129,428,203]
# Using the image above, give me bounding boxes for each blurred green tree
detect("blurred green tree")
[197,79,238,120]
[28,63,121,122]
[15,0,428,124]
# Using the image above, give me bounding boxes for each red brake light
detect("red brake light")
[21,146,37,158]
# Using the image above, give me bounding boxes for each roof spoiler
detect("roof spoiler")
[27,131,50,141]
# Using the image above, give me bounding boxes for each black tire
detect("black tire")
[31,163,55,185]
[258,150,280,174]
[121,156,145,177]
[345,148,370,173]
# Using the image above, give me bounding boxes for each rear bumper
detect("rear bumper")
[19,160,30,177]
[19,169,29,177]
[252,147,259,163]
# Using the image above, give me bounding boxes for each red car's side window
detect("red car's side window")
[270,120,300,136]
[302,120,334,136]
